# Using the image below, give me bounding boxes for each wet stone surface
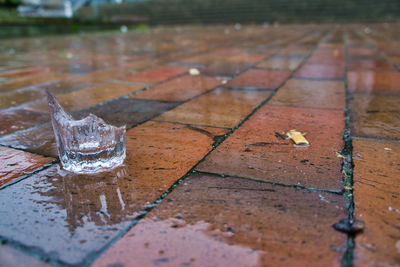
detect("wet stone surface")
[0,121,221,265]
[269,79,346,110]
[0,24,398,266]
[155,87,272,128]
[0,244,50,267]
[349,93,400,140]
[227,69,292,90]
[131,75,222,102]
[353,139,400,266]
[0,146,54,187]
[93,174,347,267]
[0,98,180,157]
[197,105,345,191]
[0,109,49,136]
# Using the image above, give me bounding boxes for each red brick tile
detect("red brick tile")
[0,121,220,265]
[227,69,291,89]
[307,48,345,65]
[319,43,344,50]
[0,123,56,157]
[347,47,377,56]
[257,56,304,70]
[278,47,312,57]
[121,66,189,84]
[347,71,400,93]
[0,97,179,157]
[348,60,396,72]
[0,88,46,109]
[349,93,400,140]
[132,75,221,101]
[155,88,272,128]
[0,109,49,136]
[0,146,54,187]
[201,61,253,77]
[352,139,400,266]
[0,72,70,92]
[25,82,145,113]
[0,67,51,78]
[226,54,266,62]
[93,174,347,267]
[269,79,346,109]
[197,105,345,190]
[307,55,345,65]
[294,63,345,80]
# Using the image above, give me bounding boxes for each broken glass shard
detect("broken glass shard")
[46,89,126,173]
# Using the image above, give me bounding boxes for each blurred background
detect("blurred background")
[1,0,400,38]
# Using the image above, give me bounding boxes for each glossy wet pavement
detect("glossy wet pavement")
[0,24,399,267]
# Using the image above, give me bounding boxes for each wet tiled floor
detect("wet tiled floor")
[0,23,399,266]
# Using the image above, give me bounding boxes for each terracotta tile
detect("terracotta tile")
[0,109,49,136]
[294,63,345,80]
[155,88,272,128]
[0,121,219,265]
[132,75,221,101]
[257,56,304,70]
[352,139,400,266]
[349,93,400,140]
[94,174,347,267]
[122,66,189,84]
[201,61,253,77]
[0,146,54,187]
[227,69,292,89]
[25,82,145,113]
[347,71,400,93]
[269,79,346,109]
[0,245,50,267]
[0,72,70,92]
[197,105,345,190]
[226,54,266,62]
[348,60,396,72]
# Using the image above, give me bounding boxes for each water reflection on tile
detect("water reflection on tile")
[349,93,400,140]
[269,79,346,109]
[257,56,304,70]
[131,75,221,101]
[0,99,180,157]
[94,174,347,267]
[25,82,146,113]
[0,145,54,187]
[0,121,219,265]
[0,244,50,267]
[155,88,272,128]
[0,109,49,136]
[347,71,400,93]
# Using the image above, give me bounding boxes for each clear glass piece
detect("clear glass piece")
[46,89,126,174]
